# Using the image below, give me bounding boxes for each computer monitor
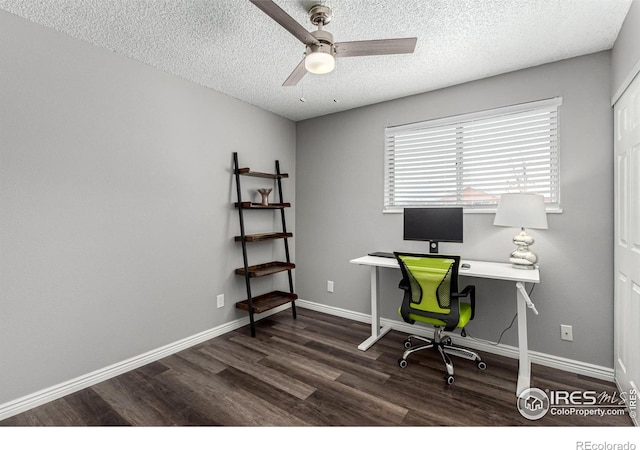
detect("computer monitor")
[403,207,463,253]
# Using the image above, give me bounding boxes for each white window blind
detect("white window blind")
[384,98,561,212]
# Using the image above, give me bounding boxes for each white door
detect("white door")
[614,72,640,426]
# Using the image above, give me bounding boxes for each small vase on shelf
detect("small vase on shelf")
[257,188,272,206]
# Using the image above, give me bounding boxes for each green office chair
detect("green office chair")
[394,252,486,385]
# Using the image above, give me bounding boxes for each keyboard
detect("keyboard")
[368,252,395,258]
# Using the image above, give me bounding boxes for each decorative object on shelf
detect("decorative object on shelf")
[493,193,548,269]
[257,188,272,206]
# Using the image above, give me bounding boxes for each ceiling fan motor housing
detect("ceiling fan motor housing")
[306,29,335,57]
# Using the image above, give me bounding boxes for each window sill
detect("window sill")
[383,208,563,214]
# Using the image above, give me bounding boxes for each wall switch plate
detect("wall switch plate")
[217,294,224,308]
[327,280,334,293]
[560,324,573,341]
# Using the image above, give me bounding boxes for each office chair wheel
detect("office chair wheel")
[398,358,408,368]
[445,375,455,385]
[442,336,452,346]
[404,339,412,349]
[477,360,487,370]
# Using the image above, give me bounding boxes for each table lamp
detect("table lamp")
[493,193,548,269]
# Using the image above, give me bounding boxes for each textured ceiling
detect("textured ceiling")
[0,0,633,121]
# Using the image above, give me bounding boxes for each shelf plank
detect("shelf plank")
[235,291,298,314]
[234,202,291,209]
[235,261,295,277]
[236,168,289,179]
[234,232,293,242]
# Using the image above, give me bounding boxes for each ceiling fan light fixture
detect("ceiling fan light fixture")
[305,51,335,74]
[304,39,335,74]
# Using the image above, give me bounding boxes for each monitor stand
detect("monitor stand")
[429,241,439,253]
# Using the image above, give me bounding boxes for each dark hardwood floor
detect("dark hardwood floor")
[1,307,634,427]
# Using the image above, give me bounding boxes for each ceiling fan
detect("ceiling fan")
[250,0,418,86]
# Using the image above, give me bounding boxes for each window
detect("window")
[384,98,561,212]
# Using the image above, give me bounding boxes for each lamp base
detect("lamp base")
[509,260,537,270]
[509,229,538,269]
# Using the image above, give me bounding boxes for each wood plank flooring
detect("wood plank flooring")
[1,308,634,427]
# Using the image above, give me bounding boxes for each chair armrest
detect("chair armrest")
[455,285,475,297]
[453,285,476,320]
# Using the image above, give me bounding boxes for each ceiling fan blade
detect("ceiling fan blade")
[335,37,417,58]
[250,0,319,45]
[282,58,307,86]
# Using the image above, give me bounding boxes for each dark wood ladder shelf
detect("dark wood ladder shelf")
[234,232,293,242]
[232,152,296,337]
[234,202,291,209]
[234,261,295,278]
[235,291,298,314]
[236,168,289,179]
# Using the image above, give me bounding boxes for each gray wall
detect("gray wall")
[296,51,614,368]
[0,11,295,404]
[612,0,640,102]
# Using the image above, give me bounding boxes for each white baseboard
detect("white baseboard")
[0,304,291,422]
[0,299,614,422]
[295,299,615,382]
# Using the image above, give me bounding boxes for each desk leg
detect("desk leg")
[358,266,392,351]
[516,283,531,396]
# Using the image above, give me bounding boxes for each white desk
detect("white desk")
[349,255,540,396]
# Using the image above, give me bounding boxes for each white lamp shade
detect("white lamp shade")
[304,51,335,74]
[493,193,548,229]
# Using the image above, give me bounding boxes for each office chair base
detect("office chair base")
[398,330,486,384]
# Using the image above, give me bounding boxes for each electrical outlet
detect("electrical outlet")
[560,324,573,341]
[217,294,224,308]
[327,280,334,293]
